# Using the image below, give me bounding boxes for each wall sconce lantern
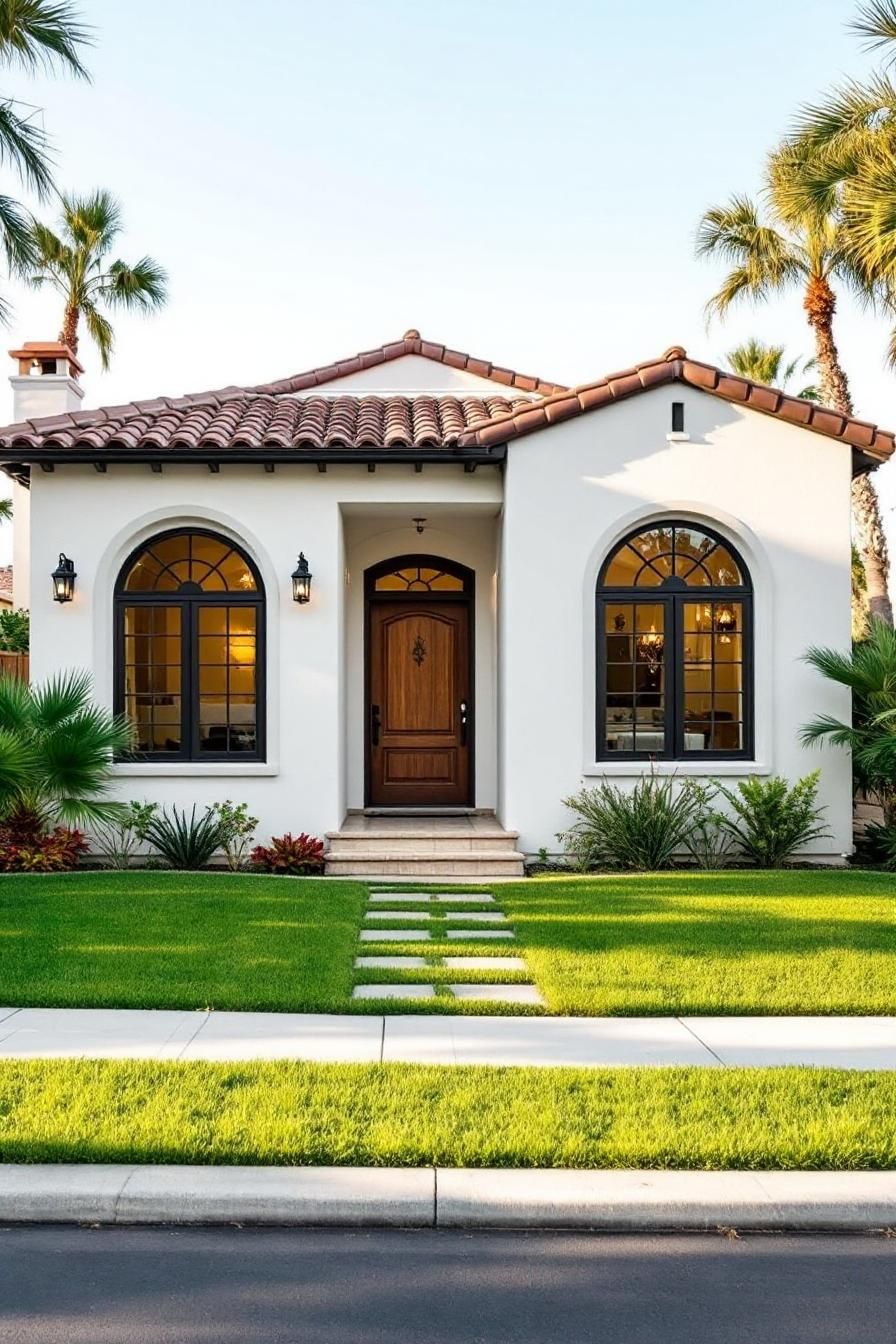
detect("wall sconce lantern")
[51,553,76,603]
[291,552,312,604]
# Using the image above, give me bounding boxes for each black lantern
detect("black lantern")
[291,552,312,604]
[51,553,76,603]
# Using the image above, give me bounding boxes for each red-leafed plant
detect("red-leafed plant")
[250,832,325,875]
[0,826,88,872]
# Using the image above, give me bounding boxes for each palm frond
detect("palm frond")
[0,672,31,733]
[61,187,121,252]
[799,714,858,749]
[82,301,113,369]
[696,196,804,320]
[851,0,896,63]
[0,190,36,286]
[725,337,786,384]
[0,98,53,198]
[791,73,896,153]
[0,0,91,78]
[27,668,94,729]
[102,255,168,310]
[838,138,896,282]
[0,498,11,521]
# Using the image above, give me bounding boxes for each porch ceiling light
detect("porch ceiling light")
[51,552,76,603]
[291,552,312,604]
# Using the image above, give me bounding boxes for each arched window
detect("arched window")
[597,522,752,760]
[115,529,265,760]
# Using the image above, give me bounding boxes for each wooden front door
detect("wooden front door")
[368,598,472,806]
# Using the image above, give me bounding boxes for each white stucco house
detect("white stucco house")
[0,330,891,876]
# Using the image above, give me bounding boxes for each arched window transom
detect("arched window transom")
[115,529,265,760]
[598,522,752,760]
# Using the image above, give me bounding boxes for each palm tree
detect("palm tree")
[802,619,896,836]
[0,2,91,315]
[725,338,819,399]
[0,498,10,521]
[0,669,132,831]
[28,190,168,368]
[696,148,894,626]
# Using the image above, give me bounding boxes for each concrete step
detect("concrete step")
[326,832,520,857]
[326,849,526,878]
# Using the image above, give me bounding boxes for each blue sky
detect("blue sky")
[1,0,894,561]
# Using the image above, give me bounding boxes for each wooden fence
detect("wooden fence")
[0,651,29,681]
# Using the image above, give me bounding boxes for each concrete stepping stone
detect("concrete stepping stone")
[359,930,432,942]
[449,985,544,1005]
[443,956,526,971]
[354,956,428,969]
[352,985,435,1001]
[364,911,434,922]
[445,930,515,941]
[443,913,507,924]
[369,893,495,904]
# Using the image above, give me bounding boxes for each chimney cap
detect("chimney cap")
[8,341,84,378]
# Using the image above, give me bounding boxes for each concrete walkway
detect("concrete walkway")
[2,1006,896,1068]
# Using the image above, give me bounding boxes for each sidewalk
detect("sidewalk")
[2,1006,896,1068]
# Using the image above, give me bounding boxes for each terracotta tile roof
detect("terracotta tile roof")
[456,346,894,471]
[248,329,567,396]
[0,393,531,456]
[0,341,889,473]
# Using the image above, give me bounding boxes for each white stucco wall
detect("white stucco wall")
[24,381,856,857]
[498,385,855,857]
[26,463,500,842]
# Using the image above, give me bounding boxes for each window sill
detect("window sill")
[112,762,279,778]
[583,761,771,778]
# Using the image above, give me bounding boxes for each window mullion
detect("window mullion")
[671,597,682,757]
[185,602,196,761]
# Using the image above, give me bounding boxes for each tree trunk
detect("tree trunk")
[804,274,893,627]
[59,302,79,357]
[852,473,894,625]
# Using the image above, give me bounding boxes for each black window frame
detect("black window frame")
[114,528,266,763]
[596,521,754,762]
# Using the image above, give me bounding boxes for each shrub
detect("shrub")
[802,620,896,829]
[250,832,325,875]
[0,826,87,872]
[92,801,159,870]
[682,784,737,870]
[0,670,132,833]
[559,772,704,871]
[144,805,223,870]
[860,821,896,871]
[716,772,831,867]
[0,608,29,653]
[210,800,259,872]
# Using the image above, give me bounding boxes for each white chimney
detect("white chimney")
[6,342,85,613]
[8,340,84,421]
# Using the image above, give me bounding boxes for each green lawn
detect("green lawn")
[0,869,893,1015]
[498,871,896,1016]
[0,872,366,1012]
[1,1059,894,1169]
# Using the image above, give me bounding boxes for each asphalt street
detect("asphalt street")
[1,1226,895,1343]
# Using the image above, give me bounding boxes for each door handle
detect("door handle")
[460,699,469,747]
[371,703,381,748]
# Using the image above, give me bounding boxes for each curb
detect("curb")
[2,1166,896,1230]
